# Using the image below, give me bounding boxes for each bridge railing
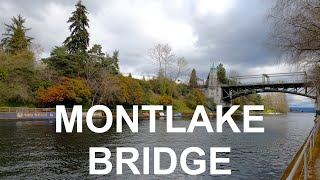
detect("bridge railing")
[226,80,306,86]
[229,72,308,86]
[283,118,319,179]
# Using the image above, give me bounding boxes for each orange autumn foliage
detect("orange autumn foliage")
[37,77,91,106]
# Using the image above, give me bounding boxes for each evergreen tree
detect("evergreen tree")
[1,15,32,53]
[7,26,28,53]
[99,50,119,75]
[87,44,119,75]
[189,68,198,88]
[63,0,90,54]
[43,46,84,77]
[108,50,119,74]
[217,63,229,84]
[88,44,105,59]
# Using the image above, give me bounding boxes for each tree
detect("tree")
[63,0,90,54]
[87,44,105,59]
[85,44,119,78]
[37,77,91,107]
[29,43,44,61]
[83,45,120,105]
[171,57,189,81]
[158,95,173,106]
[189,68,198,88]
[91,76,144,107]
[310,65,320,91]
[168,57,189,96]
[176,83,191,96]
[0,49,35,105]
[90,75,121,106]
[148,43,175,78]
[185,89,207,109]
[121,76,144,105]
[161,44,175,78]
[217,63,229,84]
[138,78,153,104]
[44,0,92,78]
[269,0,319,63]
[7,26,28,53]
[1,15,33,53]
[268,0,320,93]
[148,44,164,75]
[263,93,289,113]
[84,44,104,83]
[42,46,84,77]
[232,94,264,111]
[104,50,119,74]
[148,43,177,96]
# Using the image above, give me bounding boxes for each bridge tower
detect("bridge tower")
[205,64,223,105]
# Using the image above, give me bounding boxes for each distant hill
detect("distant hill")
[289,107,316,113]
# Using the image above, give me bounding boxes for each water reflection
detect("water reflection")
[0,113,315,179]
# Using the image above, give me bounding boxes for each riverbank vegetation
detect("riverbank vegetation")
[231,93,288,114]
[0,0,289,113]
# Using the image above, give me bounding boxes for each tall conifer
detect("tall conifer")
[1,15,32,53]
[189,68,198,88]
[217,64,229,84]
[63,0,90,54]
[8,26,28,53]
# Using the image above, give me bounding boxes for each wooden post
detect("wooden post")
[304,152,307,180]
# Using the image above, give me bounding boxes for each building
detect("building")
[205,64,222,104]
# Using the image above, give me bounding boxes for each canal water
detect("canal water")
[0,113,315,179]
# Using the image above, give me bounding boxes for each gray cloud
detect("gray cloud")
[0,0,314,107]
[0,0,276,75]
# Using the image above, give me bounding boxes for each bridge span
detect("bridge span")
[221,72,316,102]
[200,65,317,106]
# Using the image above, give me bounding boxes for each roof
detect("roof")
[211,63,216,69]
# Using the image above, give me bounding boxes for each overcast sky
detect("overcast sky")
[0,0,315,107]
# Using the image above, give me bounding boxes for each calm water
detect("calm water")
[0,113,315,179]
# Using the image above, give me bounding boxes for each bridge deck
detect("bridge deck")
[219,81,316,100]
[200,72,316,101]
[221,82,308,88]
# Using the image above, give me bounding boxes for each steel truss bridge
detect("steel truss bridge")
[221,72,317,102]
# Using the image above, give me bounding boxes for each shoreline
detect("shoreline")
[0,109,309,121]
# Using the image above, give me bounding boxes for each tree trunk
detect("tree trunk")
[317,94,320,111]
